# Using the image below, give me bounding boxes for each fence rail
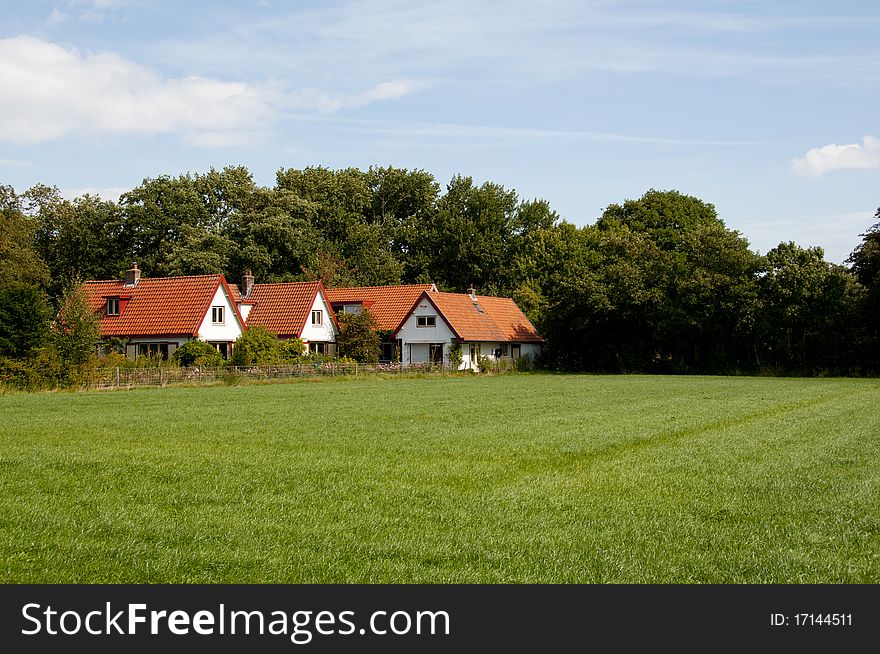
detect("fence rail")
[88,362,480,389]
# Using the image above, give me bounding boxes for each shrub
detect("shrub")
[448,340,463,369]
[477,354,493,374]
[231,326,280,366]
[174,340,224,367]
[336,311,380,363]
[279,338,306,363]
[50,285,100,370]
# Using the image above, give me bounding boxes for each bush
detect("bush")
[51,286,100,368]
[279,338,306,363]
[336,311,380,363]
[231,326,281,366]
[477,355,493,374]
[448,340,463,369]
[174,340,224,367]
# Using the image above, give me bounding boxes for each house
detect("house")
[393,287,542,369]
[230,274,339,355]
[83,265,539,367]
[325,284,436,361]
[82,264,245,359]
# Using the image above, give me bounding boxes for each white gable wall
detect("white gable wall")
[197,285,244,342]
[396,298,456,367]
[300,292,337,342]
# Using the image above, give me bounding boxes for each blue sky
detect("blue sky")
[1,0,878,263]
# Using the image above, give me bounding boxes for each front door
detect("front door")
[469,344,477,369]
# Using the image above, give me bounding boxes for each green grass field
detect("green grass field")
[1,374,878,583]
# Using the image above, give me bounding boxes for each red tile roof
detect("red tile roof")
[325,284,435,331]
[228,284,255,305]
[474,295,543,342]
[82,275,236,337]
[396,291,543,343]
[244,281,327,337]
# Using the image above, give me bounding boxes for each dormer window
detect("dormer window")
[311,310,323,326]
[212,306,225,324]
[106,298,120,316]
[416,315,436,328]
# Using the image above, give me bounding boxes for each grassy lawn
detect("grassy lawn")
[1,374,878,583]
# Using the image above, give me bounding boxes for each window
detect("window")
[501,343,509,357]
[473,302,484,313]
[209,342,229,359]
[309,341,327,354]
[416,315,436,328]
[137,343,169,359]
[212,306,225,324]
[311,310,323,326]
[429,343,444,364]
[511,344,521,359]
[106,298,120,316]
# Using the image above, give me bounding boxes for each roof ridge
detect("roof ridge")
[327,284,433,291]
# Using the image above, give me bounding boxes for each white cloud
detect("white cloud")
[0,36,426,147]
[792,136,880,177]
[288,80,427,113]
[47,8,67,24]
[0,35,275,146]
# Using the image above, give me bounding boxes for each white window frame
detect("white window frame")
[311,310,323,326]
[212,306,225,324]
[416,315,436,328]
[106,297,120,316]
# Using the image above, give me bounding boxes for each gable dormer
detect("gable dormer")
[104,294,132,316]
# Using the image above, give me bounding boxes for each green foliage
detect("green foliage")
[477,354,493,373]
[2,172,876,376]
[0,283,52,359]
[756,242,865,372]
[279,338,306,362]
[174,340,224,367]
[231,326,281,366]
[0,187,51,288]
[335,311,380,363]
[50,285,100,370]
[447,340,463,369]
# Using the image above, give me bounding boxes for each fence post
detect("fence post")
[331,362,335,377]
[115,367,120,387]
[355,362,358,378]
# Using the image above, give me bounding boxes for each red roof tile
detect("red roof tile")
[325,284,435,331]
[474,295,543,342]
[82,275,233,337]
[245,282,324,337]
[395,291,543,343]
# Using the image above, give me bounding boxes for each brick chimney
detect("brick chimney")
[124,263,141,287]
[241,270,254,299]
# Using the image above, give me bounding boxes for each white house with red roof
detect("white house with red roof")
[325,284,436,361]
[82,264,246,360]
[83,266,540,366]
[393,287,543,369]
[230,275,339,354]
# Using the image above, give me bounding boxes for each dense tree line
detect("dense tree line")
[1,166,877,377]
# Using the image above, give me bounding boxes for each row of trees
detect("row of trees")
[1,166,878,378]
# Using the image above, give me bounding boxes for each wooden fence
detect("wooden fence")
[88,362,468,389]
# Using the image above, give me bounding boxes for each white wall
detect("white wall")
[300,291,337,343]
[238,303,253,322]
[396,298,456,367]
[197,285,244,342]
